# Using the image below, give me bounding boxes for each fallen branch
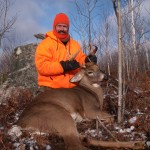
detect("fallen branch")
[96,116,119,142]
[80,117,146,149]
[80,135,145,149]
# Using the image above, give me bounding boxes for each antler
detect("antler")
[68,44,98,63]
[69,49,81,61]
[88,44,98,56]
[86,44,98,63]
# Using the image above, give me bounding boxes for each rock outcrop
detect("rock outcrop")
[0,43,39,104]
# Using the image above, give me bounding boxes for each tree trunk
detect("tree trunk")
[130,0,138,73]
[117,0,123,124]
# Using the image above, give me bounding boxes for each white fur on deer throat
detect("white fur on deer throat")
[92,83,100,87]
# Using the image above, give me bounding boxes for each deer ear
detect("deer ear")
[70,72,84,83]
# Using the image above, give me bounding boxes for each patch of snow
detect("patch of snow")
[0,86,27,105]
[16,47,22,55]
[0,123,4,130]
[13,142,21,148]
[141,133,147,139]
[146,141,150,148]
[11,134,52,150]
[46,145,51,150]
[85,129,102,138]
[24,137,38,149]
[134,87,143,94]
[31,131,47,136]
[0,126,4,130]
[129,116,137,124]
[8,125,22,140]
[137,109,144,115]
[114,126,120,130]
[14,113,20,121]
[0,86,15,104]
[126,126,135,132]
[115,125,135,133]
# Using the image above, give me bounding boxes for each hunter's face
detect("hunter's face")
[56,24,69,34]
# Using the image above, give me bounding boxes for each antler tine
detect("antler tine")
[86,44,98,63]
[69,49,80,61]
[88,44,98,56]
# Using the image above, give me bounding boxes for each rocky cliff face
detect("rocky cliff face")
[0,43,39,104]
[10,43,38,90]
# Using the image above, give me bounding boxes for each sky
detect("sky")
[8,0,79,44]
[3,0,150,47]
[7,0,114,45]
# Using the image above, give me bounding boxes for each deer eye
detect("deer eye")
[87,71,94,76]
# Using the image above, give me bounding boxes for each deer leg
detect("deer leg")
[44,106,87,150]
[17,104,87,150]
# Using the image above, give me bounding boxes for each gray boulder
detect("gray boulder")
[0,43,39,104]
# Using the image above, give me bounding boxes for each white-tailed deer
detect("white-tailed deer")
[8,62,113,150]
[8,49,113,150]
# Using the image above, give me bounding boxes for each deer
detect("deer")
[8,47,114,150]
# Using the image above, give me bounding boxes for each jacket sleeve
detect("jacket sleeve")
[35,39,64,76]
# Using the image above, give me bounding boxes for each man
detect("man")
[35,13,97,88]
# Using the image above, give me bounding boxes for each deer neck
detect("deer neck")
[79,77,103,110]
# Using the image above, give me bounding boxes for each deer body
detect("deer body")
[11,62,113,150]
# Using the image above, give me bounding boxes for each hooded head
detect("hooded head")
[53,13,70,42]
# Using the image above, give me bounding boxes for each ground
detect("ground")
[0,72,150,150]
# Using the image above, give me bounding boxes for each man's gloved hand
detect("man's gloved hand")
[60,60,80,72]
[85,54,97,63]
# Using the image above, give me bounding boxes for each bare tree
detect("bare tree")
[0,0,18,84]
[0,0,17,47]
[142,30,150,70]
[112,0,123,124]
[71,0,101,53]
[122,0,150,77]
[99,10,114,75]
[129,0,138,72]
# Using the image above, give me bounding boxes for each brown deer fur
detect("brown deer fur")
[11,62,113,150]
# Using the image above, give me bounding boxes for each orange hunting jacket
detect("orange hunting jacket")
[35,31,86,88]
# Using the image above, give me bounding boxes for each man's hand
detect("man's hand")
[60,60,80,72]
[85,54,97,63]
